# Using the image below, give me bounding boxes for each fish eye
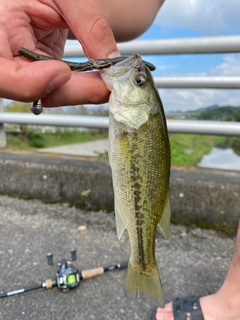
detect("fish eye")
[135,75,147,87]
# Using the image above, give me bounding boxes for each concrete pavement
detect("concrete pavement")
[38,139,109,157]
[0,195,235,320]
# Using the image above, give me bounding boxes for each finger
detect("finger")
[0,58,71,102]
[42,71,110,107]
[53,0,120,59]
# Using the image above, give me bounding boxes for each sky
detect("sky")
[136,0,240,112]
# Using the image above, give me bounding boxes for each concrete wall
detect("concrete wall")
[0,151,239,234]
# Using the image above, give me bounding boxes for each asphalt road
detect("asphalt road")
[0,195,235,320]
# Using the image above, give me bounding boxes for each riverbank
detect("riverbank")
[6,131,240,167]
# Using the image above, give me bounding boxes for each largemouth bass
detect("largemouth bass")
[100,54,171,307]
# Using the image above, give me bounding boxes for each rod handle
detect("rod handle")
[81,267,104,279]
[45,279,55,289]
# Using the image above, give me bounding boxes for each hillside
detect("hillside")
[167,105,240,121]
[197,106,240,121]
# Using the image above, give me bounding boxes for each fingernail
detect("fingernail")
[108,50,121,58]
[48,70,70,92]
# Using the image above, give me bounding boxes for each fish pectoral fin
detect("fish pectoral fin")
[158,189,171,239]
[115,201,126,240]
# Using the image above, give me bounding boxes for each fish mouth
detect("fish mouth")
[100,54,143,90]
[111,54,143,70]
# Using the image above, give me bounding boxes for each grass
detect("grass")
[6,130,236,167]
[7,136,27,149]
[169,134,226,166]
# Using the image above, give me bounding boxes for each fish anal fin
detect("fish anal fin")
[115,201,126,240]
[158,189,171,239]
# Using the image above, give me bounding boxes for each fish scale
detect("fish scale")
[100,55,171,307]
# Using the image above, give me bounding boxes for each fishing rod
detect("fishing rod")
[0,249,128,299]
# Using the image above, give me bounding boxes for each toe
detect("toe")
[155,303,174,320]
[155,310,170,320]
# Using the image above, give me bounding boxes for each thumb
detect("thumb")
[53,0,120,59]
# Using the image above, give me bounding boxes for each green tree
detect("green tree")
[4,101,31,113]
[197,106,237,121]
[67,105,89,115]
[234,108,240,122]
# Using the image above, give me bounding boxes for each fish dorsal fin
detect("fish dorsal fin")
[115,201,126,240]
[158,189,171,239]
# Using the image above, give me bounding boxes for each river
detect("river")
[198,147,240,171]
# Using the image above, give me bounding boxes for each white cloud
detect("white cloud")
[159,88,240,112]
[156,0,240,35]
[157,53,240,112]
[210,54,240,76]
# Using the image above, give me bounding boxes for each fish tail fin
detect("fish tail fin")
[125,262,165,307]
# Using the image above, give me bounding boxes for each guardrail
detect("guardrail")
[63,35,240,56]
[64,35,240,89]
[1,113,240,136]
[0,35,240,148]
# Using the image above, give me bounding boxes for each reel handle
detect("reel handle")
[71,249,77,261]
[47,253,54,266]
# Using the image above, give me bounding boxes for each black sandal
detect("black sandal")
[153,295,204,320]
[172,296,204,320]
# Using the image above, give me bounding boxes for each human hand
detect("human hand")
[0,0,119,107]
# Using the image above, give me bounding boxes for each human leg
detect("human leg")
[156,221,240,320]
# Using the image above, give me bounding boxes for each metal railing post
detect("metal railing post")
[0,98,7,148]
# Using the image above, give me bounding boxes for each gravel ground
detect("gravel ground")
[0,195,235,320]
